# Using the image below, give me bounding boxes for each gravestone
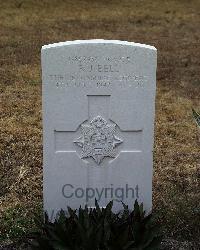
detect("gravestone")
[42,40,157,219]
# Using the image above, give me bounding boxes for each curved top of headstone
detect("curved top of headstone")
[42,39,156,51]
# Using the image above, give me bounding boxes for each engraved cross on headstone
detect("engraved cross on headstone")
[54,95,142,165]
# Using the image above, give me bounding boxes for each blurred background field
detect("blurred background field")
[0,0,199,247]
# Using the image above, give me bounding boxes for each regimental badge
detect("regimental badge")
[74,116,123,164]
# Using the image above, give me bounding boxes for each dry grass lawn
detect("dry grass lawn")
[0,0,200,245]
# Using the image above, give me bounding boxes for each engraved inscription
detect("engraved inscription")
[67,56,132,64]
[49,74,147,89]
[74,116,123,165]
[47,54,147,89]
[79,64,119,73]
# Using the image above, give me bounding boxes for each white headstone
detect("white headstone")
[42,40,157,219]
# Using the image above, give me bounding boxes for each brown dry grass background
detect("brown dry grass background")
[0,0,200,245]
